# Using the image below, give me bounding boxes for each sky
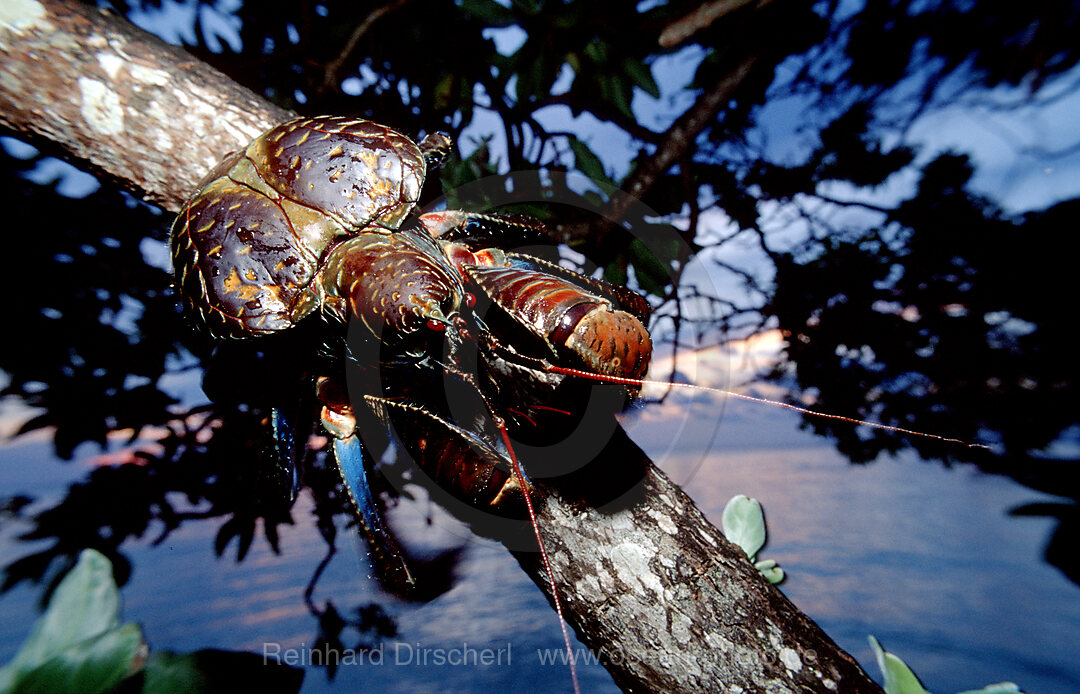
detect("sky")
[4,0,1080,430]
[2,7,1078,690]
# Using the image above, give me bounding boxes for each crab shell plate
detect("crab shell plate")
[171,116,427,338]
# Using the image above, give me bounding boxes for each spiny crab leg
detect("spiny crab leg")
[317,376,417,595]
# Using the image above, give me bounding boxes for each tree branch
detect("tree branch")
[0,3,882,692]
[0,0,290,213]
[515,427,880,693]
[554,53,759,247]
[659,0,774,48]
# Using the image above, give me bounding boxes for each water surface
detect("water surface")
[2,389,1076,693]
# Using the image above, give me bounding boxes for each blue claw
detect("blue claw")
[271,407,301,501]
[333,434,416,594]
[333,435,391,548]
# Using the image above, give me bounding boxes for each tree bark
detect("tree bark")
[551,54,758,249]
[512,426,879,694]
[0,0,290,212]
[0,2,882,692]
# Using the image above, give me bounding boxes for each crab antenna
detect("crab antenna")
[545,365,992,451]
[493,416,582,694]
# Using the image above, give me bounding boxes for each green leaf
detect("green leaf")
[0,549,124,692]
[433,73,455,111]
[13,624,144,694]
[143,650,304,694]
[868,636,931,694]
[144,652,209,693]
[0,549,303,694]
[605,75,635,120]
[565,52,581,76]
[515,65,541,103]
[603,260,628,287]
[626,238,672,298]
[583,189,606,209]
[583,41,607,63]
[956,685,1022,694]
[568,136,612,187]
[868,636,1024,694]
[721,495,766,561]
[460,0,516,25]
[623,58,660,98]
[754,559,785,584]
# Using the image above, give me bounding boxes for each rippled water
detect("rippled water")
[2,387,1076,693]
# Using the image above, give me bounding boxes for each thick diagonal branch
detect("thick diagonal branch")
[0,0,290,212]
[0,3,880,692]
[510,425,880,693]
[659,0,775,48]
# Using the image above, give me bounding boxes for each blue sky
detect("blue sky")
[5,2,1079,390]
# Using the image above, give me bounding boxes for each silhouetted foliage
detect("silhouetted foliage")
[0,146,180,458]
[2,0,1079,643]
[768,152,1079,457]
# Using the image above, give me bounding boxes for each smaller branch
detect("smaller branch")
[556,54,760,247]
[680,153,703,252]
[706,252,770,294]
[709,222,754,248]
[659,0,774,48]
[616,54,759,220]
[812,193,896,215]
[746,221,782,263]
[320,0,409,92]
[676,286,744,316]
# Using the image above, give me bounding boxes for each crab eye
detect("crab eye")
[465,292,477,308]
[426,319,446,332]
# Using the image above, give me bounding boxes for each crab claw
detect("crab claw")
[563,306,652,382]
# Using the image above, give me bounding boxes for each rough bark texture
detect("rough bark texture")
[511,426,880,694]
[0,2,883,692]
[0,0,290,212]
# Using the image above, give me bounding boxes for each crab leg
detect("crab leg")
[318,377,417,596]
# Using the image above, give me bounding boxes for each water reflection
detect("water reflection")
[3,0,1080,690]
[625,395,1080,693]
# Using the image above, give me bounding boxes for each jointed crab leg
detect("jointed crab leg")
[331,434,417,592]
[319,378,417,595]
[269,407,302,502]
[361,390,581,694]
[492,415,582,694]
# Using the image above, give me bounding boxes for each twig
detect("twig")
[320,0,409,92]
[659,0,774,48]
[557,53,760,247]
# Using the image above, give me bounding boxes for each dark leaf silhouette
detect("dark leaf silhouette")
[2,5,1079,680]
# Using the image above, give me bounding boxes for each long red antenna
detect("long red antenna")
[493,415,582,694]
[545,365,991,450]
